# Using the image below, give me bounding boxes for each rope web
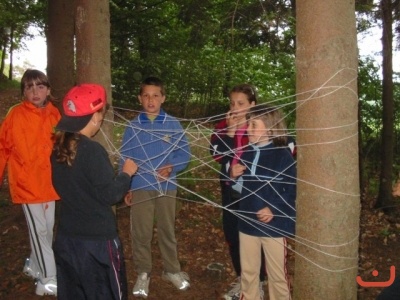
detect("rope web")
[100,68,360,274]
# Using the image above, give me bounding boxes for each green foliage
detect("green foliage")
[109,0,296,119]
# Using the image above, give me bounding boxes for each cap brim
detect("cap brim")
[56,114,93,132]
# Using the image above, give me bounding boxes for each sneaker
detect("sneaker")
[35,278,57,296]
[224,277,241,300]
[133,272,150,298]
[162,271,190,291]
[23,258,40,279]
[259,281,265,300]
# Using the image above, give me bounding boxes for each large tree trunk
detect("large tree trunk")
[293,1,360,299]
[375,0,394,210]
[47,0,76,104]
[75,0,113,150]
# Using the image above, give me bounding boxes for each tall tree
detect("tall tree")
[375,0,394,210]
[47,0,76,102]
[294,1,360,299]
[75,0,113,145]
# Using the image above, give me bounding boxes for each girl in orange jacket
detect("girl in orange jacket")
[0,69,60,296]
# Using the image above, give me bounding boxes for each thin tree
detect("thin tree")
[375,0,394,210]
[293,1,360,299]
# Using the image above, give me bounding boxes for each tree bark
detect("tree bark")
[375,0,394,210]
[47,0,76,104]
[75,0,113,151]
[294,1,360,299]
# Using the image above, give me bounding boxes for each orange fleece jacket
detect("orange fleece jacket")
[0,100,60,204]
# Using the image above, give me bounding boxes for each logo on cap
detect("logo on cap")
[66,100,77,113]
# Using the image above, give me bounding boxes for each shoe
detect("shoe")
[259,281,265,300]
[133,272,150,298]
[231,294,240,300]
[162,271,190,290]
[35,278,57,296]
[224,277,240,300]
[23,258,40,279]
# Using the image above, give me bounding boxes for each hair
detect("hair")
[246,104,288,146]
[52,105,108,166]
[20,69,51,96]
[139,76,165,96]
[52,132,81,166]
[229,83,258,105]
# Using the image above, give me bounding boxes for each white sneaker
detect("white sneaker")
[162,271,190,290]
[224,277,241,300]
[22,258,40,279]
[133,272,150,298]
[259,281,265,300]
[35,278,57,296]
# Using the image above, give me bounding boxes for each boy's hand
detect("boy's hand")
[393,180,400,197]
[123,158,138,177]
[157,164,173,181]
[124,191,133,206]
[230,163,246,179]
[257,207,274,223]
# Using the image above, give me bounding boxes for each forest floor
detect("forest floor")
[0,86,400,300]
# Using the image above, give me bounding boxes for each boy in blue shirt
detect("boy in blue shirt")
[121,77,191,298]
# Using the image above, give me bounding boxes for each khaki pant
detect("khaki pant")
[130,190,181,274]
[240,232,291,300]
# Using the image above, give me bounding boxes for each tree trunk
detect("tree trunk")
[294,1,360,299]
[0,39,6,77]
[47,0,76,104]
[7,27,13,81]
[375,0,394,210]
[75,0,113,151]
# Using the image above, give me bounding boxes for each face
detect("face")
[138,85,165,116]
[229,92,255,122]
[23,82,50,107]
[247,118,270,146]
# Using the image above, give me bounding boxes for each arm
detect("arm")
[0,116,12,186]
[162,120,191,175]
[89,142,136,205]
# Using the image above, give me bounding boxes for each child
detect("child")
[0,69,60,296]
[209,84,266,299]
[51,83,137,300]
[230,104,296,300]
[120,76,191,298]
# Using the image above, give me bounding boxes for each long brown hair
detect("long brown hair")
[52,132,81,166]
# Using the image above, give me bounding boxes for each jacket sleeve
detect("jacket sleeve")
[267,153,296,218]
[0,115,12,183]
[89,142,131,205]
[168,121,191,173]
[209,120,235,164]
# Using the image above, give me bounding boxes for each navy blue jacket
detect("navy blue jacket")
[237,142,296,238]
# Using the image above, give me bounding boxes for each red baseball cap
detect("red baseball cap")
[56,84,107,132]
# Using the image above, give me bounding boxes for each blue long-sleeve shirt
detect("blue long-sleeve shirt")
[120,109,191,192]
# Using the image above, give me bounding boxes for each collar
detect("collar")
[250,141,273,150]
[138,109,166,124]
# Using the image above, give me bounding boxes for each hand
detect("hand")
[122,158,138,177]
[257,207,274,223]
[393,180,400,197]
[124,191,133,206]
[230,163,246,179]
[157,164,173,182]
